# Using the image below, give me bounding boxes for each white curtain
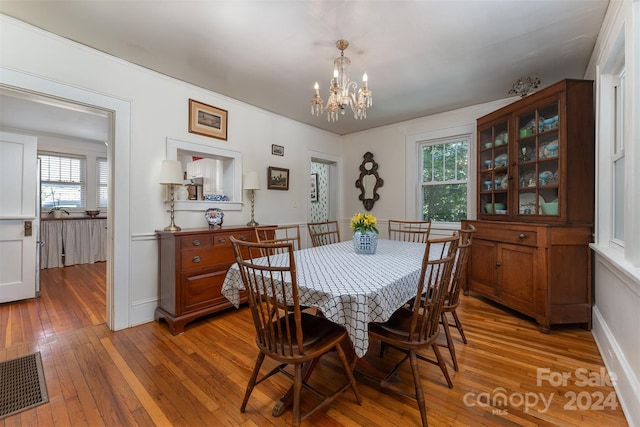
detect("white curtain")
[63,219,107,266]
[40,219,107,268]
[40,220,64,268]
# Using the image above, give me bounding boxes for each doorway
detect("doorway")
[1,87,110,321]
[309,150,341,229]
[0,67,132,330]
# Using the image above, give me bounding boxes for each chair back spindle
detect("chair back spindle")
[307,220,341,247]
[408,235,458,343]
[388,220,431,243]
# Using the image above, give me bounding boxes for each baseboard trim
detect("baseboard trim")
[592,305,639,426]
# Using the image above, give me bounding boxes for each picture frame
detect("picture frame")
[267,166,289,190]
[188,99,228,141]
[271,144,284,156]
[310,173,318,202]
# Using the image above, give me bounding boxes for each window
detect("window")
[39,152,86,210]
[420,136,469,221]
[612,70,625,244]
[97,157,108,208]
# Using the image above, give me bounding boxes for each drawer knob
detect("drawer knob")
[192,256,201,263]
[496,262,502,267]
[192,240,201,246]
[240,235,248,241]
[218,238,226,243]
[518,233,525,240]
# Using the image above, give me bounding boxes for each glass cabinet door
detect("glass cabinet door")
[515,101,560,217]
[478,119,509,217]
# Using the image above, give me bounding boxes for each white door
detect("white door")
[0,132,38,303]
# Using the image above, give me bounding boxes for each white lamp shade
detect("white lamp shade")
[243,171,260,190]
[159,160,184,185]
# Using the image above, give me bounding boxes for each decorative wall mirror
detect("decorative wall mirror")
[355,152,384,211]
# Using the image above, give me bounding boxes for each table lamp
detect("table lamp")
[160,160,184,231]
[244,171,260,226]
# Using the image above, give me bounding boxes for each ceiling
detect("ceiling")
[0,1,609,138]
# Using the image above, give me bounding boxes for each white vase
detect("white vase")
[52,210,62,219]
[352,230,378,254]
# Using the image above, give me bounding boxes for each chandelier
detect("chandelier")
[311,40,372,122]
[508,76,541,97]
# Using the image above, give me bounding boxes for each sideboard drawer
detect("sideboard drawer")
[179,235,214,249]
[491,228,538,247]
[180,248,219,271]
[472,223,539,247]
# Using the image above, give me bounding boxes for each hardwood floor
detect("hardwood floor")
[0,263,629,426]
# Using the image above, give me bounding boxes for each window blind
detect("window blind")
[97,157,108,208]
[39,152,86,209]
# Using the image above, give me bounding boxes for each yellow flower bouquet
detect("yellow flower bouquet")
[350,213,378,234]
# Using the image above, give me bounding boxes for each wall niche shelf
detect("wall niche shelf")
[166,137,243,211]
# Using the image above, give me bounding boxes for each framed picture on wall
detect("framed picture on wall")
[188,99,228,140]
[268,166,289,190]
[310,173,318,202]
[271,144,284,156]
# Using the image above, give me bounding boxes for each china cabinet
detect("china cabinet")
[465,79,594,332]
[155,226,257,334]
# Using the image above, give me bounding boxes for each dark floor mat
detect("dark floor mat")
[0,352,49,419]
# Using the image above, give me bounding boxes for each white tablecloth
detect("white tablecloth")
[222,239,442,358]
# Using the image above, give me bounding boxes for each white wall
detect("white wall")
[583,0,640,425]
[0,15,341,326]
[340,98,515,236]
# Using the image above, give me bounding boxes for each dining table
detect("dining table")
[221,238,444,359]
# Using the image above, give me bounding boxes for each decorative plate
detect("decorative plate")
[519,192,545,214]
[501,175,509,190]
[539,139,559,159]
[205,208,224,228]
[494,154,508,168]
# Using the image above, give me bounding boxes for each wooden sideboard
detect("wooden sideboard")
[155,226,257,334]
[463,220,592,332]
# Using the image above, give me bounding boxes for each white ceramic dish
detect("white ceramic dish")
[494,153,508,168]
[519,193,544,214]
[501,175,508,189]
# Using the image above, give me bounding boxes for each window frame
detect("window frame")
[38,151,87,211]
[611,70,625,246]
[418,135,470,222]
[406,124,476,226]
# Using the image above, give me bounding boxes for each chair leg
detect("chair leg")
[431,342,453,389]
[409,350,428,427]
[440,312,458,372]
[241,352,265,412]
[292,363,303,427]
[379,342,387,358]
[451,309,467,344]
[334,342,362,404]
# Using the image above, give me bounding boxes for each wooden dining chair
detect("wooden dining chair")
[255,225,301,252]
[230,237,361,426]
[367,234,458,427]
[439,224,476,371]
[388,219,432,243]
[307,220,341,247]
